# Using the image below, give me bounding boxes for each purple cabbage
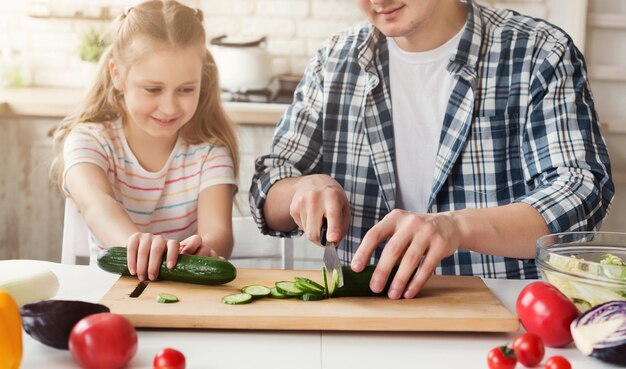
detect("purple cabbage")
[570,300,626,366]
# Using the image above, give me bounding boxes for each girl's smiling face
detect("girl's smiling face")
[110,40,204,144]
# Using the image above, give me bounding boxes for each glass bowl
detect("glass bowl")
[536,231,626,312]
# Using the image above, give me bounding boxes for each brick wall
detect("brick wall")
[0,0,560,89]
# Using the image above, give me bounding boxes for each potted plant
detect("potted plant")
[78,28,108,64]
[77,28,109,85]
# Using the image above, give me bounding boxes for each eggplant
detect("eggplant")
[571,300,626,366]
[20,300,109,350]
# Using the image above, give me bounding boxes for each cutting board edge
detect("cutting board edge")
[122,314,521,332]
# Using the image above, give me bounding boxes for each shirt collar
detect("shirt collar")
[448,0,482,81]
[357,0,483,81]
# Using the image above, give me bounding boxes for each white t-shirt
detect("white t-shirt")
[389,27,464,212]
[63,119,237,257]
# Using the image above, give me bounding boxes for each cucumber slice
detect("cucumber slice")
[241,284,271,299]
[294,277,325,294]
[275,281,304,296]
[269,287,291,299]
[299,292,326,301]
[155,293,179,303]
[322,267,329,297]
[221,293,253,305]
[324,267,337,297]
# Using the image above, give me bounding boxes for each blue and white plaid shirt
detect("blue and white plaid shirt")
[250,0,614,279]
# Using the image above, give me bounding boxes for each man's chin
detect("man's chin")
[376,24,408,38]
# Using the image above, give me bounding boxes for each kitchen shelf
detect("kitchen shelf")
[588,65,626,83]
[587,13,626,29]
[27,6,112,21]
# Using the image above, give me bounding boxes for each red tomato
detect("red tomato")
[516,281,579,347]
[512,332,545,367]
[487,345,517,369]
[545,355,571,369]
[69,313,137,369]
[154,348,186,369]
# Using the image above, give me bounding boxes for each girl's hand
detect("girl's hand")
[125,232,180,281]
[179,235,221,258]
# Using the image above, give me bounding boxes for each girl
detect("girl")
[50,0,239,282]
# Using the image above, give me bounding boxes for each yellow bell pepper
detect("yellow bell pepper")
[0,290,22,369]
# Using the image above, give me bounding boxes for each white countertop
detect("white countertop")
[7,260,607,369]
[0,87,287,125]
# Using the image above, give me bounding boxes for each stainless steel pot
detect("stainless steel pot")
[210,35,272,92]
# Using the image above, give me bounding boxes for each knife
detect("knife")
[320,218,344,288]
[129,280,148,298]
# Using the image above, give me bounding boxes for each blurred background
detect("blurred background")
[1,0,625,266]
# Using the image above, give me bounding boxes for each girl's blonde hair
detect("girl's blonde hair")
[50,0,239,192]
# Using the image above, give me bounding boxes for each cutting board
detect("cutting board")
[99,268,519,332]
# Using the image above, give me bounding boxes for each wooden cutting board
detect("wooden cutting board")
[99,268,519,332]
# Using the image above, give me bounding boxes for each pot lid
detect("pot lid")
[210,35,267,47]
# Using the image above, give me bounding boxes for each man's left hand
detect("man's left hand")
[350,209,462,299]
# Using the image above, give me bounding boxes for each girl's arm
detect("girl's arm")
[65,163,137,246]
[181,184,235,258]
[65,163,180,280]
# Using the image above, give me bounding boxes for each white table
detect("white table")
[7,260,607,369]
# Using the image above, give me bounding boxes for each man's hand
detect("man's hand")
[351,209,462,299]
[289,174,351,245]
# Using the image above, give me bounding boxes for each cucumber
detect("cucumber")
[155,293,179,303]
[294,277,325,295]
[269,287,291,299]
[241,285,271,299]
[97,247,236,285]
[221,293,252,305]
[275,281,304,297]
[299,292,326,301]
[330,265,398,298]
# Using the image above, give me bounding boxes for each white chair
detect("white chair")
[231,216,294,269]
[61,199,91,264]
[61,205,294,269]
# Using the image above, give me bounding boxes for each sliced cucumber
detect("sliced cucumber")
[241,285,271,299]
[275,281,304,296]
[294,277,325,295]
[299,292,326,301]
[155,293,179,303]
[325,267,337,297]
[221,293,253,305]
[322,267,329,297]
[269,287,291,299]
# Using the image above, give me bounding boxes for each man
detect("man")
[249,0,614,299]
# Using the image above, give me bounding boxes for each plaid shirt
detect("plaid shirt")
[250,0,614,279]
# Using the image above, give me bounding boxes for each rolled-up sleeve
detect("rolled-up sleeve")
[520,37,614,233]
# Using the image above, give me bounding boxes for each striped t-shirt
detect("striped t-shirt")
[63,119,237,255]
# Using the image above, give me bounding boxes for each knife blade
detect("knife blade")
[129,280,148,298]
[321,218,344,288]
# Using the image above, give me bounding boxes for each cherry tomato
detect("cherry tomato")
[154,347,186,369]
[69,313,137,369]
[516,281,579,347]
[487,345,517,369]
[512,332,545,367]
[545,355,572,369]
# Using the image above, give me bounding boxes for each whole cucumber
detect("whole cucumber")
[97,247,237,285]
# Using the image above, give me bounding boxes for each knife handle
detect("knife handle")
[320,218,329,246]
